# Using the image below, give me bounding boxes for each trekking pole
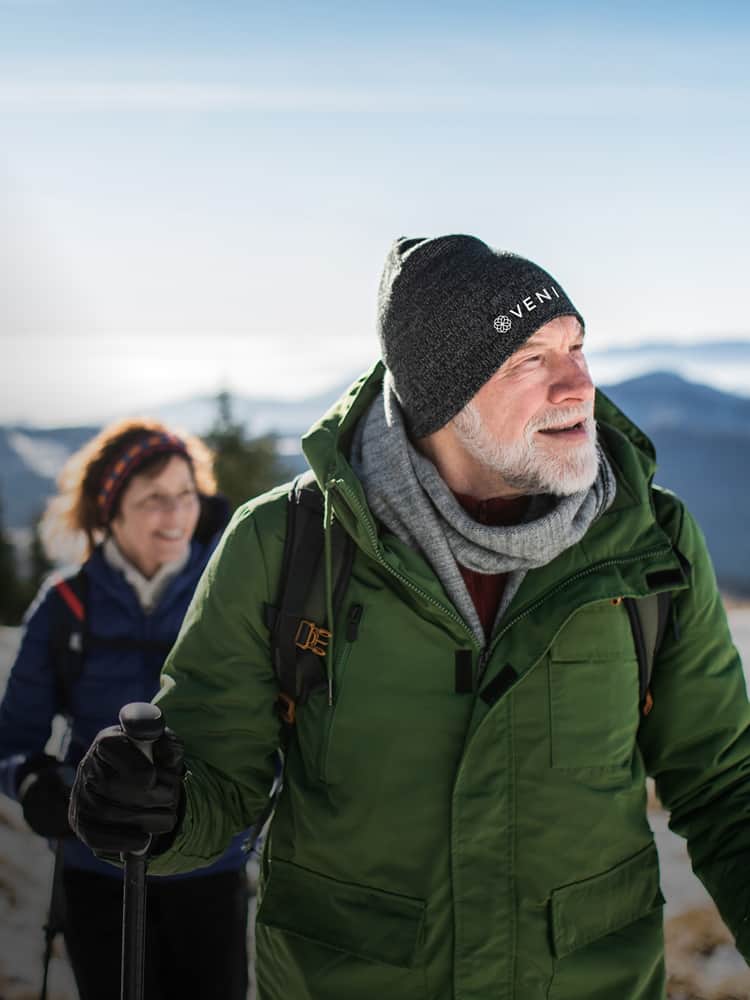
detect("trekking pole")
[39,715,75,1000]
[39,838,65,1000]
[118,702,164,1000]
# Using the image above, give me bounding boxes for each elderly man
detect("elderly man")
[70,236,750,1000]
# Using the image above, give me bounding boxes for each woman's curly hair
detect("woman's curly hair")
[40,417,216,564]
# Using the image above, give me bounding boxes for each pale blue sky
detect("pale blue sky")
[2,1,749,424]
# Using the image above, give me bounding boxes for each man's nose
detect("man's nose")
[548,355,595,406]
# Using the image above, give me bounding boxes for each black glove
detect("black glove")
[68,725,185,857]
[16,752,73,839]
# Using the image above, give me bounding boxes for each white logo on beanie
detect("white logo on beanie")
[493,315,512,334]
[494,285,562,332]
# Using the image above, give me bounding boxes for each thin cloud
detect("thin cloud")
[0,80,747,115]
[0,82,458,113]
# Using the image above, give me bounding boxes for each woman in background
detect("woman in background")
[0,419,251,1000]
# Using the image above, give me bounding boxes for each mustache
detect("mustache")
[529,407,595,433]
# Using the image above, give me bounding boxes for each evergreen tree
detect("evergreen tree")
[22,512,54,605]
[206,391,288,512]
[0,496,25,625]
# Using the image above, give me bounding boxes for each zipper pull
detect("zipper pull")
[477,648,490,683]
[346,604,363,642]
[671,602,681,642]
[328,605,363,707]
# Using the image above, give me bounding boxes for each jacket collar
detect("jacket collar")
[84,534,214,613]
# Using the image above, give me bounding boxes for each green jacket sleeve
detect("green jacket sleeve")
[148,493,287,876]
[639,490,750,955]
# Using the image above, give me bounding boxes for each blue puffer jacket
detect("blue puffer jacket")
[0,497,251,879]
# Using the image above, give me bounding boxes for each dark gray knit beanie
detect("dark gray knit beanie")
[377,234,584,438]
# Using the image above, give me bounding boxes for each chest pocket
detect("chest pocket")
[548,600,639,782]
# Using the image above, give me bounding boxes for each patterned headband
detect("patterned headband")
[97,431,190,523]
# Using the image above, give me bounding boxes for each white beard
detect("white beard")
[452,401,599,497]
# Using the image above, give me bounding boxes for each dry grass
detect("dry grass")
[666,906,750,999]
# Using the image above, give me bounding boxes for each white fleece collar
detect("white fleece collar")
[103,537,190,614]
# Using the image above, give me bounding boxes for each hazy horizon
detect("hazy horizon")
[3,337,750,430]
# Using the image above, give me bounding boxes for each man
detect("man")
[69,235,750,1000]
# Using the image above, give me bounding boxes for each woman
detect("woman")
[0,419,251,1000]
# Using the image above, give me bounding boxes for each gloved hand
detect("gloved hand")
[68,725,185,857]
[16,752,73,838]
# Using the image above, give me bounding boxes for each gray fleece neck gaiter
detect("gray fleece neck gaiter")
[350,376,616,645]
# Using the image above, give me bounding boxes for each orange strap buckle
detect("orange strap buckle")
[295,619,331,657]
[277,692,297,725]
[642,689,654,717]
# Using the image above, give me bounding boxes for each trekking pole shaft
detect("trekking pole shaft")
[39,838,66,1000]
[121,856,147,1000]
[118,703,164,1000]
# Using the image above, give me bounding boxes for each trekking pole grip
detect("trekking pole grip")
[118,703,164,859]
[119,702,164,759]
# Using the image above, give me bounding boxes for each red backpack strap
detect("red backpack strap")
[53,578,85,622]
[49,568,88,718]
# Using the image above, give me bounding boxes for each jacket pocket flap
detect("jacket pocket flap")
[256,858,426,968]
[551,843,664,958]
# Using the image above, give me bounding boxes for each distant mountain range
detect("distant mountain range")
[601,372,750,595]
[2,357,749,593]
[586,339,750,397]
[0,425,100,535]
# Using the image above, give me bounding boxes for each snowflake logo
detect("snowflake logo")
[493,315,512,334]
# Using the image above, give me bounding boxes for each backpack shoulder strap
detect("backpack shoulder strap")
[624,483,693,717]
[265,471,355,725]
[48,566,176,717]
[624,591,673,717]
[49,567,89,718]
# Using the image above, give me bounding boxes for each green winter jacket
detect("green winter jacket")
[151,362,750,1000]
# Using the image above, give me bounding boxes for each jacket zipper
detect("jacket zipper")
[477,648,490,688]
[477,546,674,684]
[329,477,674,690]
[328,477,479,649]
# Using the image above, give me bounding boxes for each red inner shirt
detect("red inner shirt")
[452,491,530,637]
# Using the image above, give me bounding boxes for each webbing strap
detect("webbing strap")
[54,579,85,622]
[624,591,673,715]
[83,635,174,654]
[269,471,355,719]
[50,567,176,717]
[654,591,673,654]
[275,478,329,706]
[50,568,89,718]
